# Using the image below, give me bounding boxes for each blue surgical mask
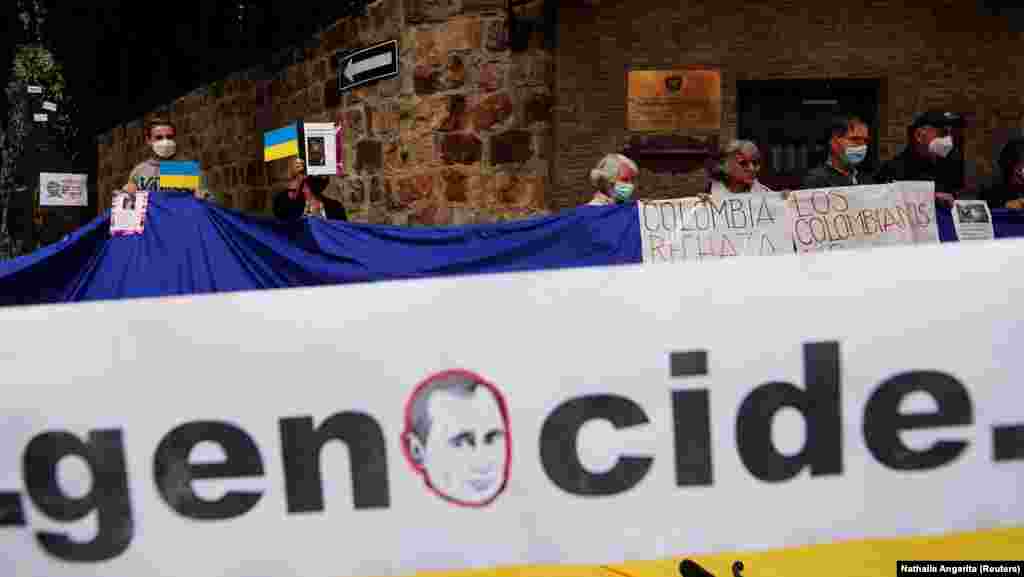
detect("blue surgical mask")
[613,182,635,202]
[844,145,867,166]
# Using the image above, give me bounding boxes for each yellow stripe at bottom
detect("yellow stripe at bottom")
[264,140,299,162]
[405,527,1024,577]
[159,175,200,190]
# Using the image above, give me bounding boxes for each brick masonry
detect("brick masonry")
[96,0,552,226]
[553,0,1024,208]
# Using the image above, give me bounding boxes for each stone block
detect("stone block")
[378,76,401,98]
[371,104,401,136]
[473,92,513,131]
[368,175,384,204]
[443,17,482,52]
[464,0,506,13]
[410,131,439,165]
[405,0,449,23]
[439,133,483,164]
[484,18,508,52]
[349,85,373,105]
[346,108,366,138]
[441,167,470,202]
[346,178,366,204]
[446,54,466,89]
[479,62,506,92]
[415,28,444,68]
[356,140,384,172]
[490,130,532,165]
[440,95,472,132]
[390,176,418,207]
[414,65,443,95]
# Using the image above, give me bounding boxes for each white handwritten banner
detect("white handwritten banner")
[639,194,788,263]
[787,182,938,253]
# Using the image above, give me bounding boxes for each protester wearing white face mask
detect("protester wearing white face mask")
[876,110,964,207]
[587,153,639,206]
[803,115,876,189]
[122,118,211,200]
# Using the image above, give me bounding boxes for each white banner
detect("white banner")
[2,240,1023,577]
[39,173,89,207]
[639,194,788,263]
[787,182,939,252]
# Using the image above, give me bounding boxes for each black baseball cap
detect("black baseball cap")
[910,110,963,130]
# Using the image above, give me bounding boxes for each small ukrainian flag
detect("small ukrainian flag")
[159,161,201,190]
[264,123,300,162]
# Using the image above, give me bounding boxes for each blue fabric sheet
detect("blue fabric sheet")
[0,191,640,306]
[2,191,1022,307]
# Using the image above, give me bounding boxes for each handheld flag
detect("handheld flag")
[159,161,201,190]
[264,123,301,162]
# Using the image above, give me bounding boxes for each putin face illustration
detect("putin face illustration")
[402,370,511,506]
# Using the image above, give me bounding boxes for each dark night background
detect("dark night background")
[2,1,371,180]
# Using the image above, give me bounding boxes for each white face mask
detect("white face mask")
[152,139,177,159]
[928,135,954,159]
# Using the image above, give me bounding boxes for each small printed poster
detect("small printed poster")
[952,200,994,241]
[39,173,88,207]
[110,191,149,236]
[303,122,338,176]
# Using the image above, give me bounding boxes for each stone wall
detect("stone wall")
[96,0,553,225]
[554,0,1024,208]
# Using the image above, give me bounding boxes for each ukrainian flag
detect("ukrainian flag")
[264,123,300,162]
[159,161,201,190]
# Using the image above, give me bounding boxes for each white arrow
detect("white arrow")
[343,51,394,82]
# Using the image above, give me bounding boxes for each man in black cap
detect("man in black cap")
[876,110,964,206]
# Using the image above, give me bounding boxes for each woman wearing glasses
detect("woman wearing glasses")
[705,139,774,198]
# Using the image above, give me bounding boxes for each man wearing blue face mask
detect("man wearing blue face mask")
[803,115,875,189]
[876,110,964,207]
[587,153,639,205]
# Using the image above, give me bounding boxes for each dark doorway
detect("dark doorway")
[737,79,882,190]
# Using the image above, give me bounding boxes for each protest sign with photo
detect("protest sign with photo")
[952,199,994,241]
[39,173,88,207]
[110,191,148,236]
[786,182,938,253]
[639,194,788,263]
[303,123,338,176]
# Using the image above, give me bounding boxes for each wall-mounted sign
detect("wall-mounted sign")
[627,69,722,132]
[42,101,57,112]
[27,85,42,94]
[39,173,89,207]
[337,39,399,93]
[33,113,48,122]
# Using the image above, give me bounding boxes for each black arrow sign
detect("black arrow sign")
[336,39,399,93]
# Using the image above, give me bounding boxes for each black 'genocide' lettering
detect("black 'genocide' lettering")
[540,395,653,496]
[736,342,843,482]
[279,413,390,513]
[23,430,133,562]
[152,421,264,520]
[863,371,972,470]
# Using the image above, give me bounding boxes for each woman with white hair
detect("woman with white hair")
[705,139,774,198]
[587,153,639,205]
